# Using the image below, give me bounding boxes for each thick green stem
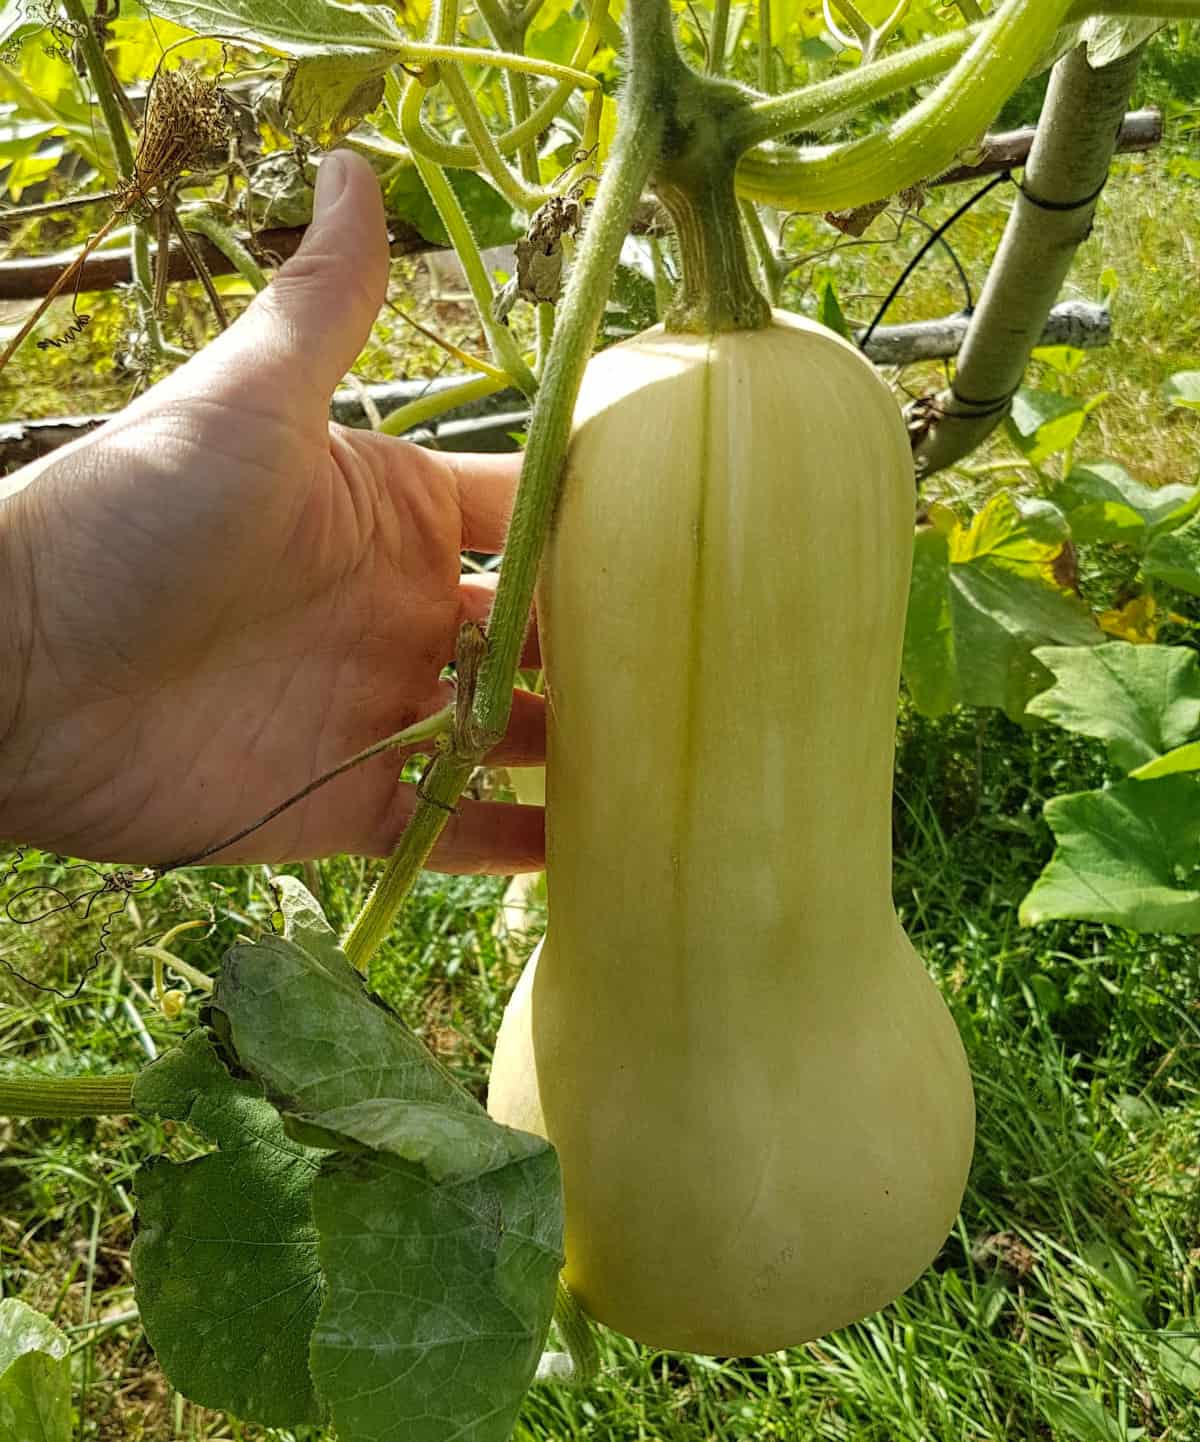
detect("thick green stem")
[551,1280,600,1383]
[829,0,873,48]
[656,71,770,332]
[738,0,1200,160]
[758,0,773,92]
[409,147,537,396]
[707,0,731,74]
[379,373,509,436]
[439,63,547,210]
[740,198,781,306]
[182,210,268,290]
[659,165,770,331]
[0,1074,137,1118]
[61,0,132,180]
[342,4,674,970]
[741,26,975,149]
[398,0,608,171]
[735,0,1076,213]
[477,4,542,185]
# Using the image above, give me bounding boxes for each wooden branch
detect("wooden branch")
[0,110,1162,304]
[933,106,1160,186]
[858,299,1109,365]
[911,46,1147,476]
[0,301,1111,470]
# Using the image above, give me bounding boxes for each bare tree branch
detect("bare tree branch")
[910,43,1147,476]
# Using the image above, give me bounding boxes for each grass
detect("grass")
[2,37,1200,1442]
[5,711,1200,1441]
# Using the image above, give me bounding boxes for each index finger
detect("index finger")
[445,450,524,553]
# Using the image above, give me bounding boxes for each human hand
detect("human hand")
[0,150,543,873]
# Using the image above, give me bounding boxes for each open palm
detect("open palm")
[0,152,543,873]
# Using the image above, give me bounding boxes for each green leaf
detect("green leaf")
[816,277,849,339]
[1038,1389,1143,1442]
[1027,643,1200,772]
[1163,370,1200,413]
[386,165,521,250]
[1081,16,1164,66]
[309,1131,561,1442]
[0,1299,71,1442]
[1019,776,1200,933]
[1132,742,1200,780]
[1159,1318,1200,1390]
[211,876,563,1442]
[137,0,401,57]
[903,525,959,717]
[1051,460,1198,546]
[1081,1240,1149,1326]
[281,52,391,144]
[1144,511,1200,597]
[1006,387,1094,464]
[131,1029,327,1428]
[903,496,1100,722]
[0,2,43,49]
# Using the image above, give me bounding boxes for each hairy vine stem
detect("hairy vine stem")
[735,0,1076,211]
[0,1074,136,1118]
[341,3,674,970]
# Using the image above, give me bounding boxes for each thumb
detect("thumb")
[220,149,390,405]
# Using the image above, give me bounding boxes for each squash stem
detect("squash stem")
[658,158,770,333]
[552,1279,601,1383]
[341,3,674,971]
[654,72,770,333]
[0,1074,137,1118]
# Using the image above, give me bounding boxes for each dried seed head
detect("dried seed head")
[133,65,232,198]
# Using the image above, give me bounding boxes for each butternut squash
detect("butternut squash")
[487,312,975,1356]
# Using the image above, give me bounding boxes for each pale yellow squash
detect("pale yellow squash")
[488,311,975,1356]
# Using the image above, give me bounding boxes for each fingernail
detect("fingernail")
[314,150,348,217]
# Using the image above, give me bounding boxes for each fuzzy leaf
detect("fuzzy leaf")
[131,1030,327,1428]
[1133,742,1200,780]
[386,165,521,250]
[1051,461,1198,545]
[1027,643,1200,772]
[1163,370,1200,412]
[209,877,563,1442]
[1145,512,1200,597]
[136,0,401,56]
[1006,387,1099,465]
[1020,776,1200,933]
[903,494,1099,723]
[281,51,390,144]
[0,1299,71,1442]
[1081,16,1164,66]
[1159,1319,1200,1390]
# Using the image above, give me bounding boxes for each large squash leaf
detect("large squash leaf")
[133,878,562,1442]
[1027,643,1200,772]
[1145,512,1200,597]
[132,1030,327,1428]
[1019,776,1200,933]
[903,494,1100,722]
[136,0,402,56]
[1050,461,1197,546]
[0,1299,71,1442]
